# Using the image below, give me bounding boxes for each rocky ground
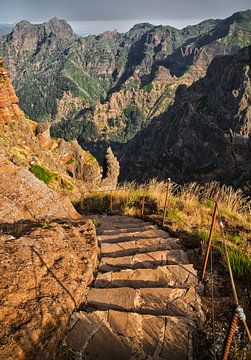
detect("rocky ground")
[0,218,99,360]
[0,152,100,359]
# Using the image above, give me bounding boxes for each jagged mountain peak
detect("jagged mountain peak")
[129,23,155,31]
[8,17,76,45]
[46,17,76,36]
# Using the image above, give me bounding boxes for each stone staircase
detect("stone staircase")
[67,215,204,360]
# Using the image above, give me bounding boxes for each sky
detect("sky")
[0,0,250,34]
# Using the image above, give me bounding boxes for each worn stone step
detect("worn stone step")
[85,286,204,317]
[94,264,198,289]
[98,229,171,244]
[99,224,156,235]
[94,216,148,229]
[67,310,195,360]
[99,250,189,272]
[100,237,181,257]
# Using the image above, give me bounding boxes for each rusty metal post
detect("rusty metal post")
[110,190,113,213]
[162,179,171,226]
[141,195,145,216]
[221,308,239,360]
[201,202,218,280]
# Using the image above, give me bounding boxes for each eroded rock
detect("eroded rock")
[0,219,99,360]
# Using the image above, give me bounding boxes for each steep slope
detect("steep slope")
[120,46,251,190]
[53,10,251,145]
[0,58,101,359]
[0,58,113,199]
[0,11,250,147]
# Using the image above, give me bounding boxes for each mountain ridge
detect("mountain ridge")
[0,11,250,137]
[119,45,251,192]
[0,10,250,171]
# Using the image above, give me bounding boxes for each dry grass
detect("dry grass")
[79,180,251,281]
[81,179,250,226]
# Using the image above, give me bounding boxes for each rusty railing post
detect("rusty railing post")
[141,194,145,216]
[110,190,113,213]
[201,201,218,280]
[162,178,171,226]
[221,307,239,360]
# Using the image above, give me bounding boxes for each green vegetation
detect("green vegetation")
[110,105,146,142]
[29,165,60,185]
[196,95,208,112]
[225,232,242,244]
[60,179,74,191]
[221,246,251,281]
[143,83,153,93]
[62,57,106,101]
[42,221,52,229]
[66,157,76,165]
[50,115,99,142]
[193,230,211,244]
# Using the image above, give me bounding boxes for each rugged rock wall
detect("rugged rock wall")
[0,156,80,222]
[0,218,99,360]
[120,46,251,191]
[0,152,100,359]
[0,59,119,198]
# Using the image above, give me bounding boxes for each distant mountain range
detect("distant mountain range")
[0,10,250,147]
[0,11,250,191]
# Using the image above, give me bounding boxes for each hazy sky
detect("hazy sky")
[0,0,250,34]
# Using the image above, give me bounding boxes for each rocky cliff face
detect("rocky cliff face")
[0,59,100,360]
[1,11,250,147]
[120,46,251,191]
[0,59,119,199]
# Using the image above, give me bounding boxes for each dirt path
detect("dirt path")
[67,215,205,360]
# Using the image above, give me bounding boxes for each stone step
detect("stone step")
[94,264,198,289]
[98,229,171,244]
[67,310,195,360]
[85,287,204,317]
[100,237,181,257]
[99,250,190,272]
[94,216,148,229]
[99,224,156,235]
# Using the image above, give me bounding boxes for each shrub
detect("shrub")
[29,165,59,186]
[143,83,153,93]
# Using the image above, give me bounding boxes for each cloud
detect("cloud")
[0,0,250,22]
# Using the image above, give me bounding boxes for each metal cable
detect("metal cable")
[210,245,216,358]
[218,207,251,343]
[171,212,194,228]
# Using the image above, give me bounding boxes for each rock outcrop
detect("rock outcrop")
[0,59,116,198]
[101,147,120,190]
[0,218,99,360]
[0,132,100,359]
[120,46,251,191]
[0,156,80,222]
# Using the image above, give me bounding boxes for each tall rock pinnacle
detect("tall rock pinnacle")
[0,59,24,122]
